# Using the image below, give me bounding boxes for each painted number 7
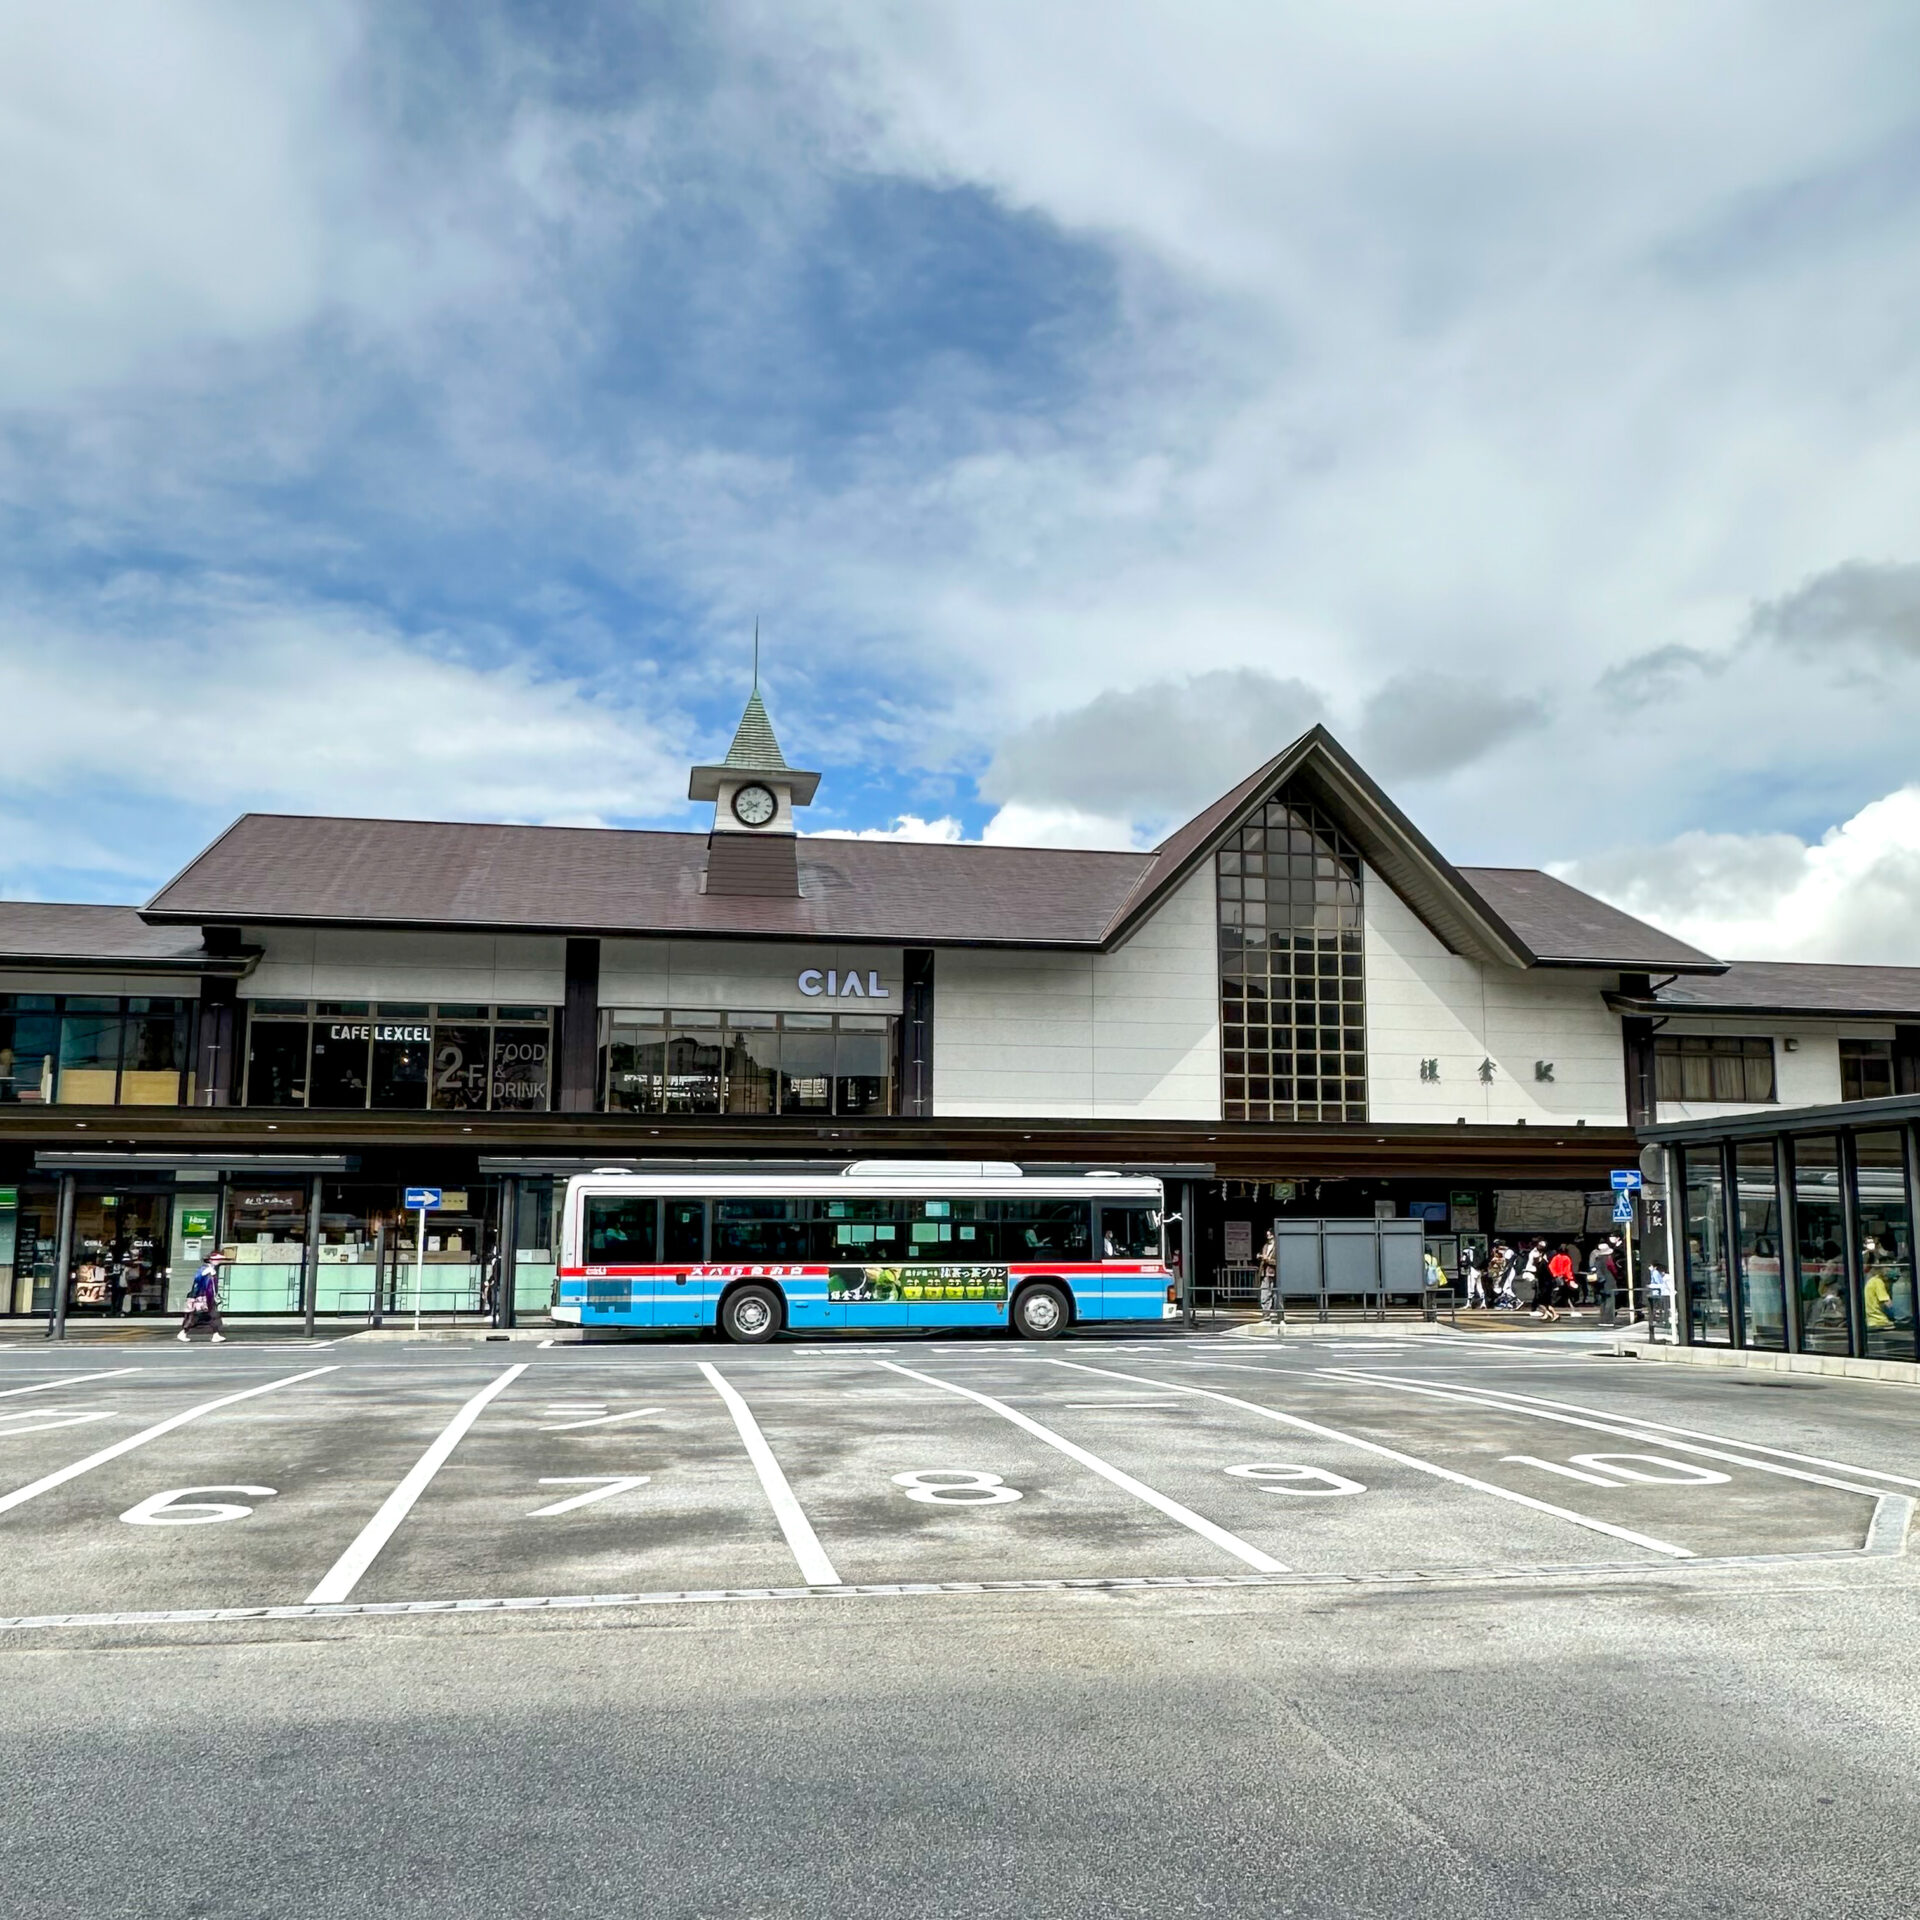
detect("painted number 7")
[1225,1462,1366,1497]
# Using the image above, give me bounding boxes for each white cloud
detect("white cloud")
[980,802,1143,851]
[810,814,965,842]
[0,577,690,830]
[1560,785,1920,963]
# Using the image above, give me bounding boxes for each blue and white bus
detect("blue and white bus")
[553,1161,1173,1342]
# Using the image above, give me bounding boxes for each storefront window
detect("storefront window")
[600,1009,897,1117]
[1681,1146,1732,1344]
[244,1005,555,1112]
[121,999,194,1104]
[55,998,124,1105]
[67,1192,171,1315]
[1217,786,1366,1122]
[1853,1130,1915,1363]
[1790,1135,1850,1357]
[0,996,58,1104]
[1733,1140,1786,1350]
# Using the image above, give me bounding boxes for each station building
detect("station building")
[1,691,1915,1360]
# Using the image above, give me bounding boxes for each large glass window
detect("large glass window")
[1840,1040,1895,1104]
[1790,1135,1851,1356]
[1854,1131,1915,1362]
[1655,1036,1776,1104]
[713,1199,812,1263]
[120,999,193,1104]
[1681,1146,1732,1344]
[601,1009,897,1117]
[1000,1200,1093,1260]
[1733,1140,1787,1350]
[0,996,61,1104]
[244,1005,555,1112]
[1099,1204,1163,1259]
[1217,788,1365,1122]
[55,998,125,1105]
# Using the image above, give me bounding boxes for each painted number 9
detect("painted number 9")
[1225,1462,1366,1497]
[892,1470,1023,1506]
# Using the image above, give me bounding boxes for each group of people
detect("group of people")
[1460,1235,1629,1321]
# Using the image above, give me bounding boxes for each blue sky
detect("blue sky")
[6,2,1920,960]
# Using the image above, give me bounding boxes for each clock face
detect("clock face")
[731,782,778,827]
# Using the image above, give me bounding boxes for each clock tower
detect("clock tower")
[688,665,819,897]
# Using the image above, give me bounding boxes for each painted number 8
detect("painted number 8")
[1225,1462,1366,1497]
[892,1470,1023,1505]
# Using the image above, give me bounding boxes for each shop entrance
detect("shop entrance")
[69,1192,172,1316]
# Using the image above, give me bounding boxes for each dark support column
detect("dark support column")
[196,977,239,1106]
[558,938,601,1114]
[1721,1138,1746,1348]
[497,1177,519,1329]
[1179,1181,1197,1329]
[301,1174,323,1338]
[1621,1015,1658,1130]
[47,1173,77,1342]
[1894,1026,1920,1097]
[901,948,935,1118]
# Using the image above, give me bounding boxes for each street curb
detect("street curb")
[1612,1341,1920,1389]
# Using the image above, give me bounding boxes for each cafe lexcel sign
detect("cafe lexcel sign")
[797,968,891,1000]
[325,1023,431,1043]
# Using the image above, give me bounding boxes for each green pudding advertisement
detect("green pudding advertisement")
[828,1264,1009,1303]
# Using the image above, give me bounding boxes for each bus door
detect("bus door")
[1097,1200,1163,1319]
[654,1199,710,1327]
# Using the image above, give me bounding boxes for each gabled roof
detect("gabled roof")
[1456,868,1721,973]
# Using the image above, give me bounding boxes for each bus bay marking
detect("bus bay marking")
[892,1470,1022,1506]
[121,1486,277,1526]
[540,1406,662,1432]
[529,1476,652,1517]
[1225,1463,1366,1497]
[1504,1453,1732,1489]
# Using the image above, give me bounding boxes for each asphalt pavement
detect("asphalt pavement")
[0,1324,1913,1918]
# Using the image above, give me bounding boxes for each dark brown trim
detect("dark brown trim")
[558,939,600,1114]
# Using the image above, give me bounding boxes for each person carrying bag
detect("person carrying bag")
[178,1252,229,1344]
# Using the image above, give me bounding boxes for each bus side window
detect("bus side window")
[1000,1201,1091,1259]
[664,1199,706,1264]
[586,1196,657,1263]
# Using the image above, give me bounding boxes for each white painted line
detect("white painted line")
[538,1339,557,1348]
[1321,1370,1894,1500]
[0,1369,141,1400]
[1042,1358,1693,1560]
[698,1362,841,1587]
[529,1476,652,1517]
[1063,1401,1182,1410]
[0,1369,336,1519]
[876,1360,1289,1573]
[539,1407,661,1432]
[1358,1376,1920,1491]
[306,1365,526,1604]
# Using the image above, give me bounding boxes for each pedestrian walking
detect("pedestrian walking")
[1462,1241,1487,1308]
[178,1252,228,1344]
[1257,1227,1277,1322]
[1522,1238,1548,1314]
[1490,1242,1518,1309]
[1592,1237,1619,1323]
[1544,1244,1575,1320]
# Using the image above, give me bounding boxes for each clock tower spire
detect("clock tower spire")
[688,635,819,895]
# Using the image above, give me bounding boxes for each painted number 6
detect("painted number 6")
[892,1470,1023,1506]
[1225,1462,1366,1497]
[120,1486,277,1526]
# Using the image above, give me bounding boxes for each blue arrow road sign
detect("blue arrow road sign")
[1611,1169,1643,1191]
[404,1186,443,1211]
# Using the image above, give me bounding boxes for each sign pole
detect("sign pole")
[1623,1210,1636,1327]
[414,1204,427,1335]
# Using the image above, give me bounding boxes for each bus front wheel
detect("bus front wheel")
[1012,1283,1070,1341]
[721,1284,783,1345]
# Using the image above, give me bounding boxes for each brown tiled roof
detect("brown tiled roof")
[1457,868,1721,972]
[144,814,1152,946]
[0,903,218,970]
[1646,960,1920,1020]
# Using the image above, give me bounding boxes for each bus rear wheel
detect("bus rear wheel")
[720,1284,783,1345]
[1012,1283,1070,1341]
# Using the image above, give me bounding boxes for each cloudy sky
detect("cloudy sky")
[5,2,1920,961]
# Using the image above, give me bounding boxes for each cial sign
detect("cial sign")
[797,968,892,1000]
[1610,1169,1643,1191]
[404,1187,443,1212]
